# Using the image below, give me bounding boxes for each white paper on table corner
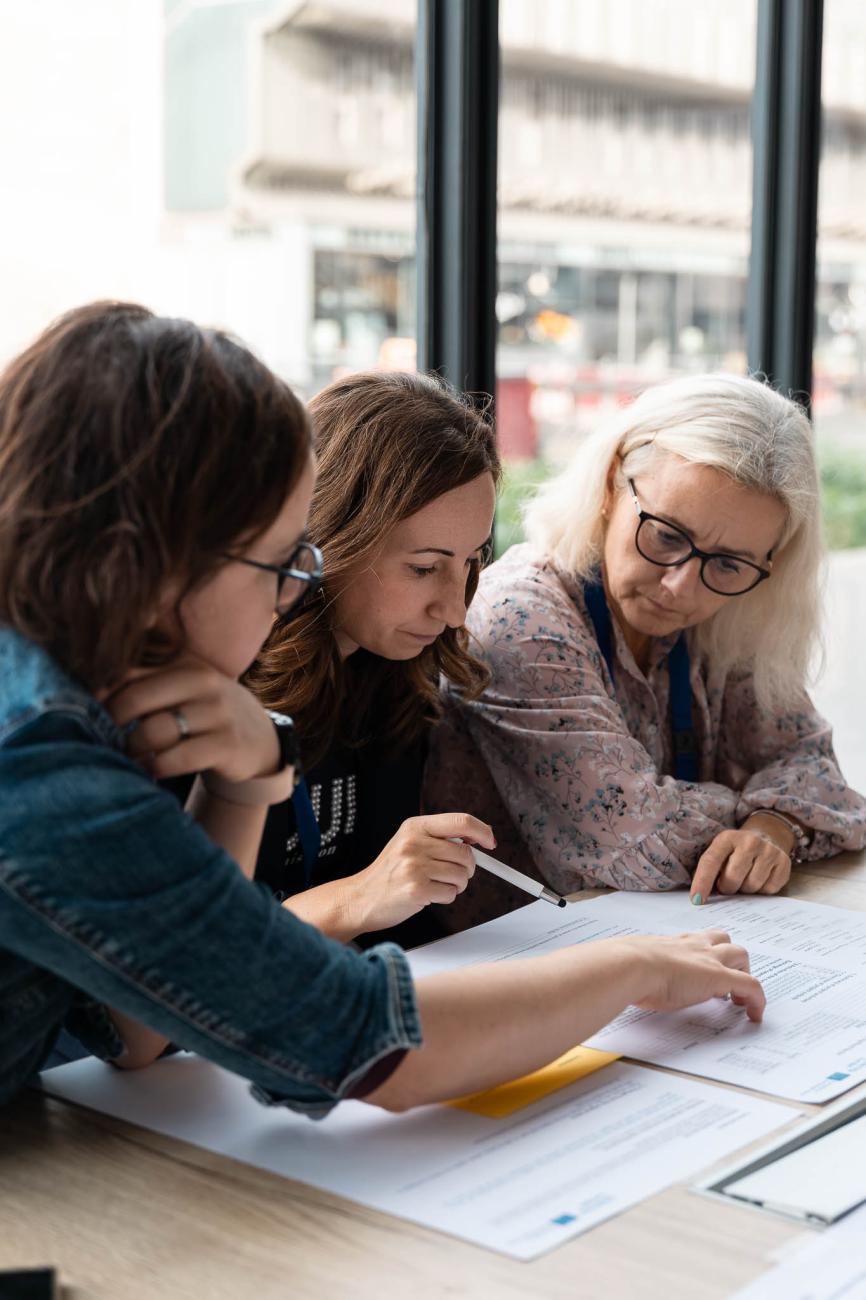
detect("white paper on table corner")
[40,1052,793,1261]
[729,1204,866,1300]
[762,1201,866,1271]
[409,889,866,1103]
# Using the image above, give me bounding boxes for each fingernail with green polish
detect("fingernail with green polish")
[691,892,702,906]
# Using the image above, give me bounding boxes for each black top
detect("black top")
[254,732,445,950]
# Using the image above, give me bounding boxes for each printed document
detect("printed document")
[41,1054,790,1260]
[730,1203,866,1299]
[732,1246,866,1300]
[409,891,866,1102]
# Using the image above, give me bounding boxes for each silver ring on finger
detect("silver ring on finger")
[172,708,191,742]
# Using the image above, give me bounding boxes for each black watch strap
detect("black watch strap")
[268,711,301,778]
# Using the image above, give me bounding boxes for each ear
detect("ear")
[602,455,621,519]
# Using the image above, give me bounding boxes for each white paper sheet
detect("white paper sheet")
[730,1204,866,1298]
[40,1054,791,1260]
[409,891,866,1102]
[732,1248,866,1300]
[832,1202,866,1245]
[760,1205,866,1269]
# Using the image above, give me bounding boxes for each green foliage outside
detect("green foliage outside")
[819,447,866,551]
[495,448,866,557]
[494,459,553,558]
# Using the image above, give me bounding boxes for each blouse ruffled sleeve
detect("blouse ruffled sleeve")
[716,670,866,859]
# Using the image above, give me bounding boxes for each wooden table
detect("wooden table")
[3,852,866,1300]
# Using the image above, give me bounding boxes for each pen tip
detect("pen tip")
[557,898,567,908]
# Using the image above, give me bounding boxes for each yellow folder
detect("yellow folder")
[447,1045,620,1119]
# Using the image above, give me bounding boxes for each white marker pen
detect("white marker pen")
[449,839,567,907]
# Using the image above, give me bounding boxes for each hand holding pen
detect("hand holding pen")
[448,838,567,907]
[337,813,494,934]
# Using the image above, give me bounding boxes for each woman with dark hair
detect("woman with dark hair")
[247,371,502,947]
[0,304,766,1115]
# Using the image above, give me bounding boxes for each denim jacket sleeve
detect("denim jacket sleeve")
[0,710,421,1116]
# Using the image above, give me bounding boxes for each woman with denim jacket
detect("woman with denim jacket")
[0,303,767,1115]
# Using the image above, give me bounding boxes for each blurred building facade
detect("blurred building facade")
[1,0,863,784]
[163,0,866,458]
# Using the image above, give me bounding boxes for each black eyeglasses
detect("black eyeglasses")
[223,538,324,619]
[628,479,771,597]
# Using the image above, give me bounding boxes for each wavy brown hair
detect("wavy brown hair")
[0,301,311,691]
[247,371,501,767]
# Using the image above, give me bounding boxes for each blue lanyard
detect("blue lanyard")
[583,577,698,782]
[292,777,322,885]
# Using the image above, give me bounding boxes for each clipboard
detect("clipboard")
[693,1088,866,1226]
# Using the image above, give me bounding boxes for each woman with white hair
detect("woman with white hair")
[424,373,866,919]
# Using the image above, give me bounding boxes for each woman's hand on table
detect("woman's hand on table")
[369,925,766,1111]
[689,816,794,905]
[627,928,765,1022]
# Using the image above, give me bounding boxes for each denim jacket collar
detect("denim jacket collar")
[0,625,125,752]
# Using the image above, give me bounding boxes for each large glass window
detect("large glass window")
[494,0,757,550]
[814,0,866,456]
[811,0,866,791]
[0,0,417,396]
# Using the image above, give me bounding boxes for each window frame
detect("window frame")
[416,0,826,413]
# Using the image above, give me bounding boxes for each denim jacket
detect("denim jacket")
[0,626,421,1114]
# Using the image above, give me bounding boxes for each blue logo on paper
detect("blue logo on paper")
[551,1214,576,1225]
[828,1072,850,1081]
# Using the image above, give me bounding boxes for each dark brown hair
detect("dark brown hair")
[0,301,311,690]
[247,370,501,767]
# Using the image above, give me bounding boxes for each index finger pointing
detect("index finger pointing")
[727,970,766,1023]
[690,837,734,906]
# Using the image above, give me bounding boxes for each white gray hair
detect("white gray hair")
[523,373,823,709]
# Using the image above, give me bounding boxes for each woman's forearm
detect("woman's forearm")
[283,880,361,943]
[110,778,270,1067]
[108,1007,174,1069]
[185,775,269,879]
[366,939,651,1111]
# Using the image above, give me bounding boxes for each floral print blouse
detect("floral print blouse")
[424,544,866,905]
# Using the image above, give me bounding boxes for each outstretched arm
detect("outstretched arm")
[368,928,764,1110]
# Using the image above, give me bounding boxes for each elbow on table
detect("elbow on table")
[358,1061,426,1114]
[111,1045,164,1071]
